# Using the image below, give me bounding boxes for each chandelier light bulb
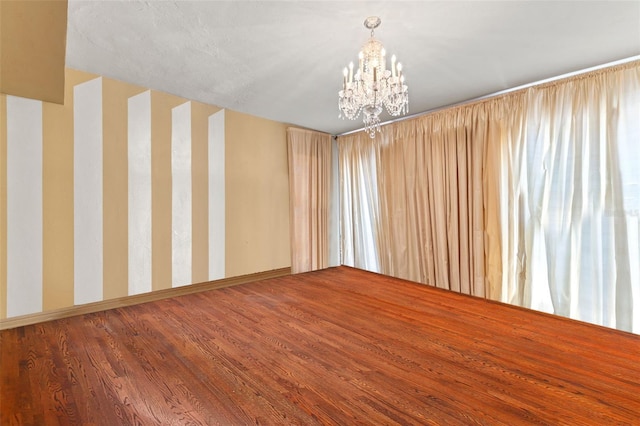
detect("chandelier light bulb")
[338,16,409,138]
[391,55,397,78]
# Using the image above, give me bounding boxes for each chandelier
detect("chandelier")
[338,16,409,138]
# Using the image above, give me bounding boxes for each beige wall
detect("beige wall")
[0,69,291,319]
[225,110,291,277]
[0,0,67,104]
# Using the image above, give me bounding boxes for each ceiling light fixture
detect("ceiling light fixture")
[338,16,409,138]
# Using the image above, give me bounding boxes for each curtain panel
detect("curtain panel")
[287,128,332,273]
[337,100,513,298]
[499,63,640,332]
[337,60,639,332]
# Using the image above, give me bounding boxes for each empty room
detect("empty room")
[1,1,639,424]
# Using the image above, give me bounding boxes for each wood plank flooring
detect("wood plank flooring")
[2,266,639,425]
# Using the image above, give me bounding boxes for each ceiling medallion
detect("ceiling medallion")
[338,16,409,138]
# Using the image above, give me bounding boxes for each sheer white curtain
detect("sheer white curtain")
[338,130,382,273]
[499,63,640,332]
[287,128,333,273]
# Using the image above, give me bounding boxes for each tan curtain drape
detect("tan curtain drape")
[338,100,512,297]
[287,128,332,273]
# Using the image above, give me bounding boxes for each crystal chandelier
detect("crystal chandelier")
[338,16,409,138]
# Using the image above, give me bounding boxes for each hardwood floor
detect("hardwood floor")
[2,266,639,425]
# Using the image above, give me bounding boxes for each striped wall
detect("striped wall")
[0,69,249,319]
[74,77,103,305]
[128,90,152,295]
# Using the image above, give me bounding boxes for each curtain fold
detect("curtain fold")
[287,128,332,273]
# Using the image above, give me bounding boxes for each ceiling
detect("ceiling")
[66,1,640,136]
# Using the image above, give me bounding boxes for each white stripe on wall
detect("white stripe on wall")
[208,109,225,280]
[6,96,43,318]
[74,78,104,305]
[128,91,152,295]
[171,102,192,287]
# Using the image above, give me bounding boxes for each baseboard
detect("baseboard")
[0,267,292,330]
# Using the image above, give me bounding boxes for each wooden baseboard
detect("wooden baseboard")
[0,267,292,330]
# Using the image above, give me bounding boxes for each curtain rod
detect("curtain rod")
[335,55,640,137]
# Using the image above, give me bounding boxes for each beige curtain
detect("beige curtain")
[287,128,332,273]
[337,60,639,332]
[338,100,512,297]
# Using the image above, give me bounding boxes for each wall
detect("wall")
[0,68,291,319]
[0,0,67,104]
[225,111,290,277]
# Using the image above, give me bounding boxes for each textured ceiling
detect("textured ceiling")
[66,1,640,135]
